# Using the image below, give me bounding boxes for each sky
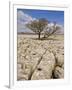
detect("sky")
[17,9,64,25]
[17,9,64,33]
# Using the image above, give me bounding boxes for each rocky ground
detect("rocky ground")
[17,35,64,80]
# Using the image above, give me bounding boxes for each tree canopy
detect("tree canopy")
[26,18,48,39]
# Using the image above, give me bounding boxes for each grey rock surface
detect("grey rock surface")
[17,35,64,80]
[31,51,55,80]
[56,53,64,67]
[53,66,64,79]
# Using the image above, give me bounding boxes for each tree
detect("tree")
[26,18,48,39]
[44,22,61,38]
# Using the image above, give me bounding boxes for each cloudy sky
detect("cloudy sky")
[17,9,64,33]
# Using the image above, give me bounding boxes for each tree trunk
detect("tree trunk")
[43,34,46,38]
[38,32,40,39]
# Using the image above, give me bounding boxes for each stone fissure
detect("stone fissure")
[28,49,47,80]
[17,35,64,80]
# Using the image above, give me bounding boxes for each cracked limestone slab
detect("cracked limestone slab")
[31,51,55,80]
[53,66,64,79]
[55,53,64,67]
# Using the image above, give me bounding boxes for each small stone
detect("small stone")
[56,53,64,67]
[17,64,22,69]
[62,64,64,69]
[53,66,64,79]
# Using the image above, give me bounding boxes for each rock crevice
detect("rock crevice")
[17,36,64,80]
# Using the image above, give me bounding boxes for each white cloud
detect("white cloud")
[44,23,64,34]
[17,10,37,33]
[17,11,33,23]
[56,25,64,34]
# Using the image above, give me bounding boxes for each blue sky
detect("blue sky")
[17,9,64,26]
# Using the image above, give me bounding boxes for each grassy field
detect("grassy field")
[17,34,64,41]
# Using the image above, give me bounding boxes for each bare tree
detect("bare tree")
[44,22,61,38]
[26,18,48,39]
